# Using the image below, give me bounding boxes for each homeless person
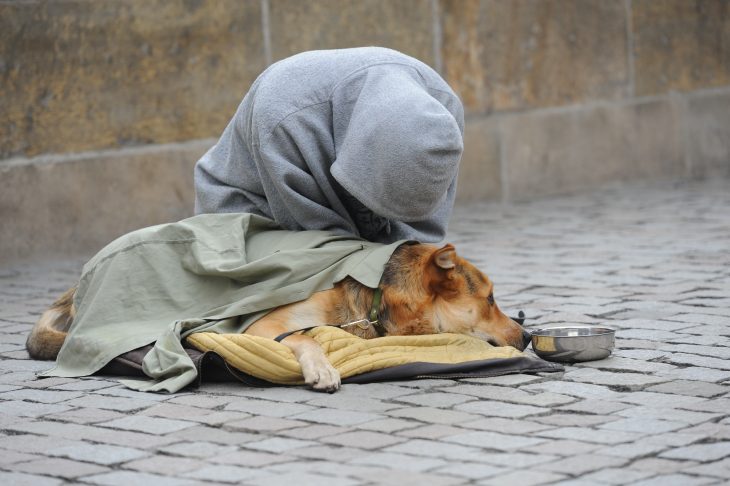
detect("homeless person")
[194,47,465,243]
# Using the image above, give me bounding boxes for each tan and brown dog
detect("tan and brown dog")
[27,243,530,392]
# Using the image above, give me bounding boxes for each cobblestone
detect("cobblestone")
[685,458,730,478]
[83,470,197,486]
[478,452,559,468]
[385,437,484,462]
[615,406,722,425]
[355,417,418,433]
[182,464,271,483]
[533,413,617,428]
[535,426,646,445]
[321,432,402,452]
[645,379,729,397]
[0,450,39,466]
[0,388,83,403]
[62,394,159,412]
[454,400,546,418]
[394,392,476,408]
[0,434,86,455]
[397,423,470,438]
[168,424,261,445]
[524,439,603,456]
[242,436,317,453]
[292,407,385,426]
[598,417,687,434]
[443,430,547,450]
[0,472,63,486]
[4,457,109,479]
[121,455,208,475]
[434,462,507,480]
[387,406,481,424]
[47,443,148,465]
[208,449,291,467]
[661,367,730,383]
[563,368,670,389]
[2,180,729,484]
[660,441,730,462]
[278,423,353,439]
[478,469,566,486]
[289,444,365,461]
[44,407,127,424]
[556,398,631,415]
[98,415,199,434]
[7,420,177,449]
[682,421,730,440]
[158,440,239,458]
[348,451,448,472]
[533,453,628,475]
[247,471,362,486]
[225,398,316,416]
[0,399,72,417]
[305,393,400,412]
[644,431,712,447]
[683,398,730,413]
[460,417,554,434]
[631,474,717,486]
[595,442,668,459]
[581,467,655,484]
[225,415,309,432]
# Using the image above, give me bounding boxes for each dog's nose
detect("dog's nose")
[521,329,532,349]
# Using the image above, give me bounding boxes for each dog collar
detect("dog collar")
[273,287,386,342]
[369,287,386,337]
[333,287,385,336]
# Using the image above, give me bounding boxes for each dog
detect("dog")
[27,243,531,392]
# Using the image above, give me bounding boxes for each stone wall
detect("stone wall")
[1,0,729,263]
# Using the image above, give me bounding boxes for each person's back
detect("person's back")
[194,47,464,243]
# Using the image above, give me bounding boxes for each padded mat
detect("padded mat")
[186,327,560,385]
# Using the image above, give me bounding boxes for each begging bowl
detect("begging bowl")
[530,326,615,362]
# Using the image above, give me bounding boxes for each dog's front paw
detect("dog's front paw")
[299,352,341,393]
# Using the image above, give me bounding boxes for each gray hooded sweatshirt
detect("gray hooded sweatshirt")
[194,47,464,243]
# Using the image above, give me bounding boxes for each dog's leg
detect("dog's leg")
[279,333,341,393]
[246,308,340,393]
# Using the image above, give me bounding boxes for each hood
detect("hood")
[331,67,464,222]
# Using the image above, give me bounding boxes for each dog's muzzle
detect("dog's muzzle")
[512,311,532,350]
[521,329,532,349]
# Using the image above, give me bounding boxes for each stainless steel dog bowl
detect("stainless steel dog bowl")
[531,326,615,362]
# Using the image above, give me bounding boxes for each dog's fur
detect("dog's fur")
[27,243,529,392]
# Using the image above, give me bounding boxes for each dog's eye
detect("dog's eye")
[487,293,495,305]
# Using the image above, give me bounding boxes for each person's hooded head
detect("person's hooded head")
[331,65,464,222]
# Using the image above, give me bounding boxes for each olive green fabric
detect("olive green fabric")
[39,213,404,393]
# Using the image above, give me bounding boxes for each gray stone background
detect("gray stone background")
[1,0,729,263]
[1,1,730,484]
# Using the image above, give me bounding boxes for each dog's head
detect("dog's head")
[381,243,531,350]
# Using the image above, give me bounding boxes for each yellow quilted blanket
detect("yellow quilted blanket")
[186,327,524,385]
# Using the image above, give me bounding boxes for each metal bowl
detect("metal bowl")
[530,326,615,362]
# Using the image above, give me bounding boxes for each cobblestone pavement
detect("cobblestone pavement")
[1,179,729,485]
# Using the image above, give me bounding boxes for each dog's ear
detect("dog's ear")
[433,244,457,270]
[428,244,459,294]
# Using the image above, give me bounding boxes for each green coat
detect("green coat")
[40,213,404,392]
